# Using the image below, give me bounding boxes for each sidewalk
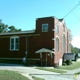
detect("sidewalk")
[64,68,80,74]
[0,63,80,80]
[0,63,73,80]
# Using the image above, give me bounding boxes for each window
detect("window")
[56,37,59,51]
[62,34,66,52]
[63,25,65,32]
[68,43,71,52]
[10,36,19,50]
[56,25,59,33]
[42,24,48,32]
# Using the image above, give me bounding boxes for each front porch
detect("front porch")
[35,48,55,66]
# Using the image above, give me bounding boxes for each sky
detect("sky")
[0,0,80,48]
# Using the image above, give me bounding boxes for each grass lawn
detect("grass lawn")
[36,67,67,74]
[74,72,80,75]
[57,62,80,70]
[0,70,30,80]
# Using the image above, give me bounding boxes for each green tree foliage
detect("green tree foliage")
[8,26,21,32]
[0,23,8,33]
[71,44,80,54]
[0,20,21,33]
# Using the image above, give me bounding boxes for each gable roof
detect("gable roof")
[35,48,55,54]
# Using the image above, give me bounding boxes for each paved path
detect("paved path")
[0,63,80,80]
[65,68,80,74]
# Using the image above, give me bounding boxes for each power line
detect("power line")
[62,0,80,20]
[54,1,80,26]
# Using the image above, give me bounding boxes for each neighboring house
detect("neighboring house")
[0,16,71,66]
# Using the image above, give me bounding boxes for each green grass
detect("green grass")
[74,72,80,75]
[57,62,80,70]
[32,76,45,80]
[0,70,29,80]
[36,67,66,74]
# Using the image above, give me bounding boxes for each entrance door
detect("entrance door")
[41,53,54,66]
[47,53,51,66]
[42,53,46,66]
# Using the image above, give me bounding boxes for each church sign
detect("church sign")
[64,53,75,60]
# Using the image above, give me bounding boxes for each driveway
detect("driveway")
[0,63,78,80]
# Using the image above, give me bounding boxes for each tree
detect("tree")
[0,20,21,33]
[71,44,80,54]
[8,26,21,32]
[0,23,8,33]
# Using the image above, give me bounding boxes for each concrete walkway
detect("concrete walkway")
[65,68,80,74]
[0,63,80,80]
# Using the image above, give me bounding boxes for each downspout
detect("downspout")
[51,52,52,66]
[25,35,28,57]
[46,52,47,66]
[40,52,42,66]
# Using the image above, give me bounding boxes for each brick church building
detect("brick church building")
[0,16,71,66]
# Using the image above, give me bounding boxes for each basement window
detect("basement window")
[10,36,19,51]
[42,24,48,32]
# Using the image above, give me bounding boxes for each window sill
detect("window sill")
[10,49,19,51]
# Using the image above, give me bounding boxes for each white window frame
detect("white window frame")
[56,37,59,51]
[56,25,59,33]
[52,29,55,31]
[62,34,66,52]
[10,36,19,51]
[42,23,48,32]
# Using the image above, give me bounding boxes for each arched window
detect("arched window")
[56,25,59,33]
[68,43,71,52]
[62,34,66,52]
[56,37,59,51]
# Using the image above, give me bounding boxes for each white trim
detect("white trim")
[55,37,59,51]
[40,53,42,58]
[56,25,59,34]
[42,23,48,32]
[10,36,19,38]
[56,36,59,38]
[52,48,55,51]
[35,48,55,54]
[52,29,55,31]
[62,34,66,52]
[0,30,35,35]
[10,36,19,51]
[52,38,55,40]
[50,52,53,58]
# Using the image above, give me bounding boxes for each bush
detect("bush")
[62,63,67,66]
[65,60,72,65]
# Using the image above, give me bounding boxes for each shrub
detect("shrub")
[65,60,72,65]
[62,63,67,66]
